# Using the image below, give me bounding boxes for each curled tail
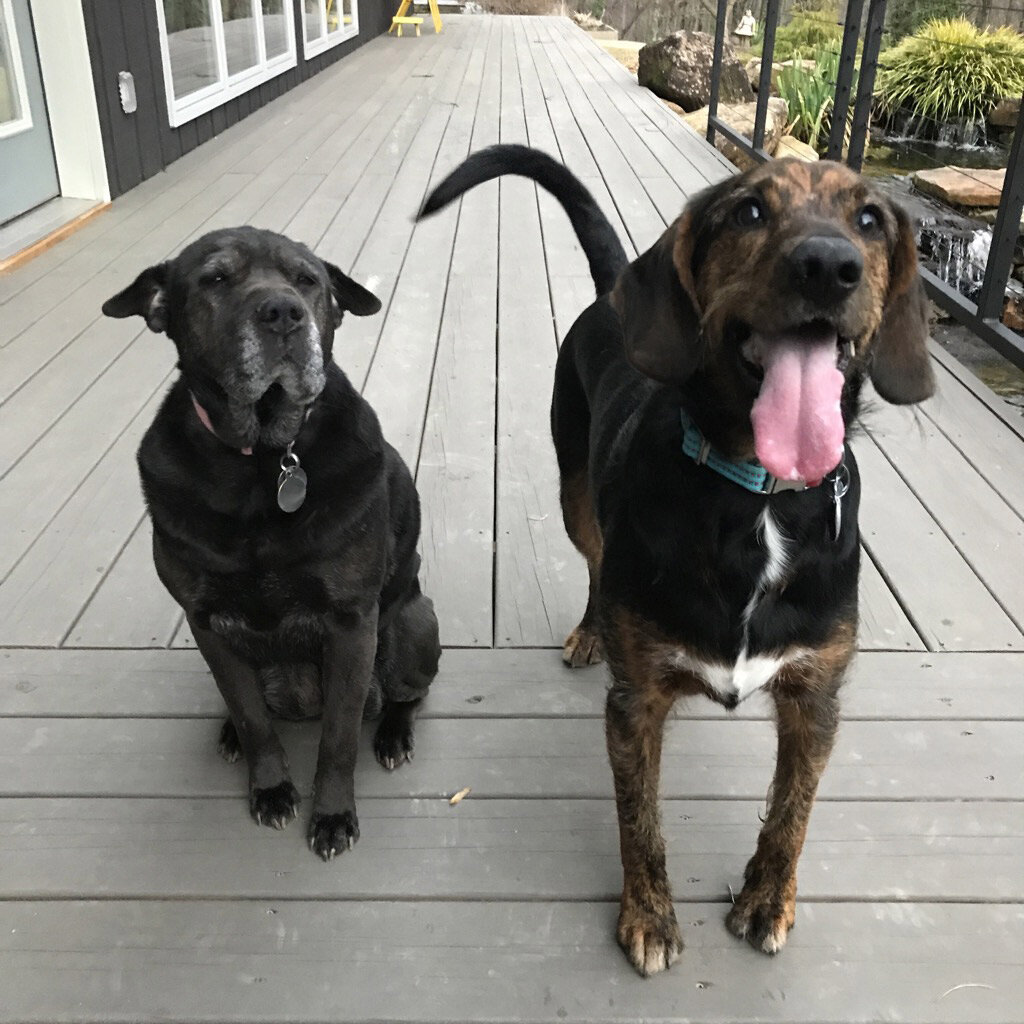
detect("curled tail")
[418,144,628,298]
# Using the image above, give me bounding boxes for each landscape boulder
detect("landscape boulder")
[682,97,788,170]
[913,166,1005,209]
[988,96,1021,129]
[639,31,753,112]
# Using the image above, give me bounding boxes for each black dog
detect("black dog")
[103,227,440,860]
[420,147,933,973]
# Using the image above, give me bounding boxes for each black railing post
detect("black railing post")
[845,0,887,171]
[706,0,730,146]
[826,0,865,161]
[752,0,781,150]
[975,92,1024,323]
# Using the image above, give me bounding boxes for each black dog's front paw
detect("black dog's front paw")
[308,810,360,861]
[249,780,300,830]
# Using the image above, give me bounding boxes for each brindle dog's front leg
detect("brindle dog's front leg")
[726,669,843,954]
[606,676,682,977]
[188,614,299,829]
[307,605,379,861]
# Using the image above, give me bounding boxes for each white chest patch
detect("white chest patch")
[664,507,804,706]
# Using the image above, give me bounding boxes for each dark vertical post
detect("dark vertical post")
[826,0,865,161]
[752,0,781,150]
[845,0,887,171]
[707,0,731,145]
[976,93,1024,321]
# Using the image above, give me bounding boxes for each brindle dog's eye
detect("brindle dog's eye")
[856,205,883,235]
[734,197,766,228]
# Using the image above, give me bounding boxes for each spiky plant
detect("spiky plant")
[776,49,856,152]
[875,18,1024,125]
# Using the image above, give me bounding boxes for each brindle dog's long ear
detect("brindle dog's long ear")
[610,226,703,383]
[325,261,382,322]
[870,204,935,404]
[101,263,170,333]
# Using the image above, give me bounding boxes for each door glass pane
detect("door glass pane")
[339,0,354,31]
[163,0,219,99]
[304,0,323,42]
[261,0,288,59]
[223,0,259,76]
[0,1,24,126]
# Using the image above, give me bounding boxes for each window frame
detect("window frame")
[301,0,359,60]
[154,0,297,128]
[0,0,34,140]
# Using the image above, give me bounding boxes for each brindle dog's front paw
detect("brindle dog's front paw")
[726,876,797,954]
[308,810,360,861]
[562,624,604,667]
[616,901,683,977]
[249,781,300,830]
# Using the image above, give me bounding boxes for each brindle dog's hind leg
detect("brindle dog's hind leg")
[726,628,853,953]
[552,337,604,667]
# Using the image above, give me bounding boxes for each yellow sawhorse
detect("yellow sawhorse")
[390,0,442,35]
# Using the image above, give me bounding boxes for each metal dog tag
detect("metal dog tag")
[277,444,307,513]
[830,460,850,543]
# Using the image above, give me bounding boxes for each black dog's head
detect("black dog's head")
[102,227,381,451]
[611,159,934,483]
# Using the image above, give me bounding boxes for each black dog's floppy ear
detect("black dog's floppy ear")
[325,262,382,322]
[101,263,170,333]
[870,204,935,405]
[609,217,704,384]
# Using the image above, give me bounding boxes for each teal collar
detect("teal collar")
[680,408,813,495]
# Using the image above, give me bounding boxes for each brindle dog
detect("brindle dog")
[420,148,933,975]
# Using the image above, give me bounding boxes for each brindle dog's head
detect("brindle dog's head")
[611,159,933,481]
[102,227,381,450]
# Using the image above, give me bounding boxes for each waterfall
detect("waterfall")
[917,221,993,298]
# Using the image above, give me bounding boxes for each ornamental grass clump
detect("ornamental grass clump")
[875,17,1024,125]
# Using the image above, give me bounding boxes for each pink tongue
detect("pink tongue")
[750,333,845,484]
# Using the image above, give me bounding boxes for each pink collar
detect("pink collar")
[191,393,253,455]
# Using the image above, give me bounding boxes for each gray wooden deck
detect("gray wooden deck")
[1,15,1022,1023]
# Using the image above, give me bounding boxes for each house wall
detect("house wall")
[80,0,392,199]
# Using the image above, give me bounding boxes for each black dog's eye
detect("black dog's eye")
[734,197,766,228]
[856,205,883,235]
[200,270,227,286]
[296,272,317,288]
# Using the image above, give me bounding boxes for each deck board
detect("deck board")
[2,901,1020,1024]
[2,716,1020,800]
[0,15,1022,1024]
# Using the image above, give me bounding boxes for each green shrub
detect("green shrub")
[752,4,843,62]
[884,0,961,45]
[776,48,854,152]
[875,18,1024,124]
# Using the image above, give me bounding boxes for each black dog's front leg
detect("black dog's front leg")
[188,615,299,829]
[308,605,379,861]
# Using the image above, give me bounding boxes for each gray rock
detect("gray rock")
[638,30,753,112]
[989,96,1021,129]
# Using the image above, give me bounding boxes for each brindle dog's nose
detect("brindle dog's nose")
[257,294,306,335]
[788,236,863,305]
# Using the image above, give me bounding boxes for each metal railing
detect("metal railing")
[706,0,1024,369]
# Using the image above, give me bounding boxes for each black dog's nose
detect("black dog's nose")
[257,295,306,334]
[788,236,863,304]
